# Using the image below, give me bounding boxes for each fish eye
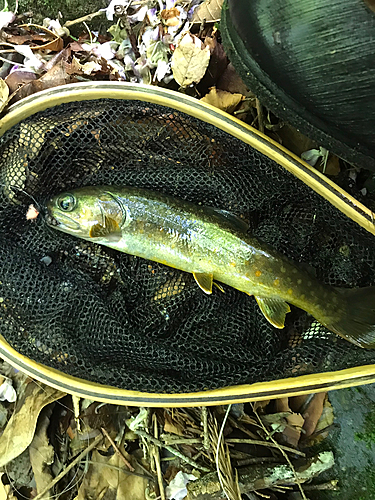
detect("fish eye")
[57,194,76,212]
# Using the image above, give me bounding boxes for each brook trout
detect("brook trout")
[46,186,375,348]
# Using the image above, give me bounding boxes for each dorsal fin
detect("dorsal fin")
[204,206,249,233]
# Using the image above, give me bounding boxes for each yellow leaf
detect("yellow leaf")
[171,33,210,88]
[201,87,243,114]
[0,78,9,113]
[192,0,224,23]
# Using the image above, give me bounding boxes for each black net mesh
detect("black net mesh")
[0,97,375,393]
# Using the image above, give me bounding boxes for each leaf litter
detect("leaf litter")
[0,0,368,498]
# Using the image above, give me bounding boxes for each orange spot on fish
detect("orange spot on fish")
[255,270,262,277]
[273,279,279,286]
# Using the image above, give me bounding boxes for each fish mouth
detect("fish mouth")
[46,211,81,232]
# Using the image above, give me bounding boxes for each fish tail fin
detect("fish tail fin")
[325,287,375,348]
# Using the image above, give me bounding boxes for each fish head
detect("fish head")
[46,186,125,241]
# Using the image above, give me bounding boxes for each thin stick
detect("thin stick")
[162,437,202,445]
[251,404,307,500]
[225,439,305,457]
[215,405,234,500]
[134,429,211,472]
[119,11,141,59]
[256,98,264,134]
[33,433,103,500]
[64,10,104,28]
[153,414,166,500]
[201,407,210,451]
[101,427,135,472]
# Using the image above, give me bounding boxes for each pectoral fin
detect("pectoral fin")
[193,272,213,294]
[255,296,291,329]
[89,216,122,242]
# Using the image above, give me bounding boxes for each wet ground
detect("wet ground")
[309,384,375,499]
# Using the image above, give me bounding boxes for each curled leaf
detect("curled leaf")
[192,0,224,24]
[201,87,243,114]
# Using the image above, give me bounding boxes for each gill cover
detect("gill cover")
[89,193,124,242]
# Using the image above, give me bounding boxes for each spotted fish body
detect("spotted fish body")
[46,186,375,348]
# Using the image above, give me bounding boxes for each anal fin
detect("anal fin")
[193,272,213,294]
[255,296,291,329]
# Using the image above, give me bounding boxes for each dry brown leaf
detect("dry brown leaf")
[29,412,54,500]
[164,412,184,436]
[5,70,36,94]
[161,7,180,26]
[315,399,334,433]
[252,400,270,412]
[171,33,210,87]
[75,447,147,500]
[0,381,65,467]
[201,87,242,113]
[192,0,224,23]
[302,392,327,437]
[320,155,341,176]
[273,398,304,448]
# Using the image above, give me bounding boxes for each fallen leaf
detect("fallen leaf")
[0,78,9,113]
[5,70,36,94]
[161,7,181,26]
[315,399,334,433]
[75,446,147,500]
[0,381,65,467]
[272,398,305,448]
[0,473,17,499]
[171,33,210,88]
[11,59,73,103]
[302,392,327,437]
[201,87,242,113]
[320,154,341,176]
[29,411,54,499]
[164,412,184,436]
[192,0,224,23]
[252,400,270,412]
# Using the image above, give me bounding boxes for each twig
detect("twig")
[251,404,307,500]
[101,426,135,472]
[201,407,210,451]
[215,405,241,500]
[33,433,103,500]
[162,437,202,445]
[64,10,104,28]
[153,413,166,500]
[134,429,211,472]
[235,457,280,466]
[227,415,260,437]
[256,98,264,134]
[225,439,305,457]
[303,480,339,491]
[115,6,141,59]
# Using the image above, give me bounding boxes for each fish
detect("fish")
[46,185,375,348]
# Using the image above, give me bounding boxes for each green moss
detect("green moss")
[11,0,109,32]
[355,408,375,449]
